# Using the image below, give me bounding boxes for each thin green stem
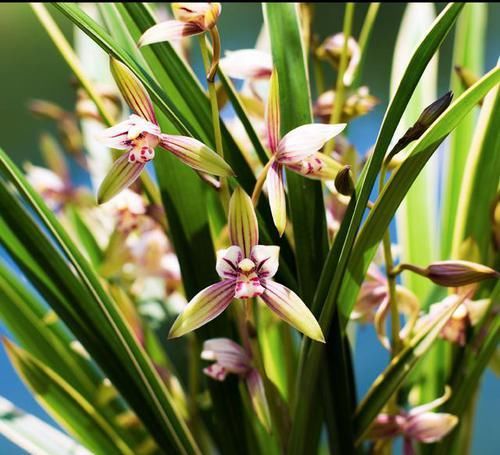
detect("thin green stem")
[324,2,355,155]
[199,32,229,213]
[313,54,326,96]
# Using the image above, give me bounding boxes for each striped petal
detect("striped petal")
[216,246,242,279]
[228,187,259,256]
[246,368,271,432]
[404,413,458,443]
[220,49,273,80]
[168,280,235,338]
[265,162,286,236]
[160,134,234,176]
[276,123,346,163]
[287,152,343,180]
[110,58,157,125]
[266,69,280,154]
[97,154,145,204]
[201,338,251,376]
[251,245,279,279]
[99,119,133,150]
[138,20,204,47]
[260,280,325,343]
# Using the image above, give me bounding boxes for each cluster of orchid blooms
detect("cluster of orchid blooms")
[25,2,499,451]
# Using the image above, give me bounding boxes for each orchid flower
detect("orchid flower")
[368,387,458,455]
[98,58,233,203]
[169,187,325,342]
[219,49,273,81]
[201,338,271,430]
[259,70,346,235]
[352,264,420,350]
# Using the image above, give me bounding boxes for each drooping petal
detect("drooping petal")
[265,162,286,236]
[138,20,204,47]
[228,187,259,256]
[260,280,325,343]
[220,49,273,80]
[251,245,279,279]
[266,69,280,154]
[287,152,343,180]
[276,123,346,163]
[168,280,235,338]
[246,368,271,432]
[172,3,221,30]
[404,412,458,443]
[160,134,234,176]
[99,119,133,149]
[216,246,243,279]
[201,338,251,375]
[110,58,158,125]
[97,154,145,204]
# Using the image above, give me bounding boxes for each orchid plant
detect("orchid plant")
[0,3,499,455]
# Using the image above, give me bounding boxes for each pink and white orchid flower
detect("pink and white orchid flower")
[201,338,271,430]
[262,70,346,235]
[219,49,273,80]
[368,387,458,455]
[169,187,325,342]
[138,3,221,46]
[98,58,233,203]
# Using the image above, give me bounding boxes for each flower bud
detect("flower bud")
[334,165,355,196]
[425,260,499,287]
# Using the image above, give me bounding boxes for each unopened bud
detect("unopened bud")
[386,91,453,163]
[334,165,355,196]
[396,260,499,287]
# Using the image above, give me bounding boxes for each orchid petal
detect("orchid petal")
[246,369,271,432]
[260,280,325,342]
[266,69,280,154]
[287,152,343,180]
[234,274,265,299]
[169,280,235,338]
[265,162,286,236]
[276,123,346,163]
[138,20,204,47]
[228,187,259,256]
[172,3,221,30]
[160,134,234,176]
[404,412,458,443]
[203,363,228,381]
[201,338,251,375]
[251,245,279,278]
[99,119,133,150]
[220,49,273,80]
[409,386,452,416]
[110,58,158,125]
[97,154,145,204]
[216,246,242,279]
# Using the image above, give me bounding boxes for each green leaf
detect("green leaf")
[4,341,134,455]
[289,4,464,452]
[392,2,438,303]
[0,148,199,454]
[441,3,487,258]
[0,396,91,455]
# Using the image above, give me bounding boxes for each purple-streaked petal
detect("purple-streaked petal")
[265,162,286,236]
[160,134,234,176]
[251,245,279,279]
[403,412,458,443]
[276,123,346,163]
[97,154,145,204]
[99,119,133,149]
[138,20,204,47]
[216,246,243,279]
[266,69,280,154]
[287,152,343,180]
[110,58,158,125]
[201,338,251,375]
[260,280,325,342]
[172,3,221,30]
[203,363,228,381]
[228,187,259,256]
[168,280,235,338]
[220,49,273,80]
[245,368,271,432]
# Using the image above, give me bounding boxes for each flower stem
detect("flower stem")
[199,32,229,213]
[251,158,274,206]
[324,2,355,155]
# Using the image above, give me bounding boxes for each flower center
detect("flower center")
[238,258,256,273]
[128,133,160,164]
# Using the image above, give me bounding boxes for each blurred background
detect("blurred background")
[0,3,498,453]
